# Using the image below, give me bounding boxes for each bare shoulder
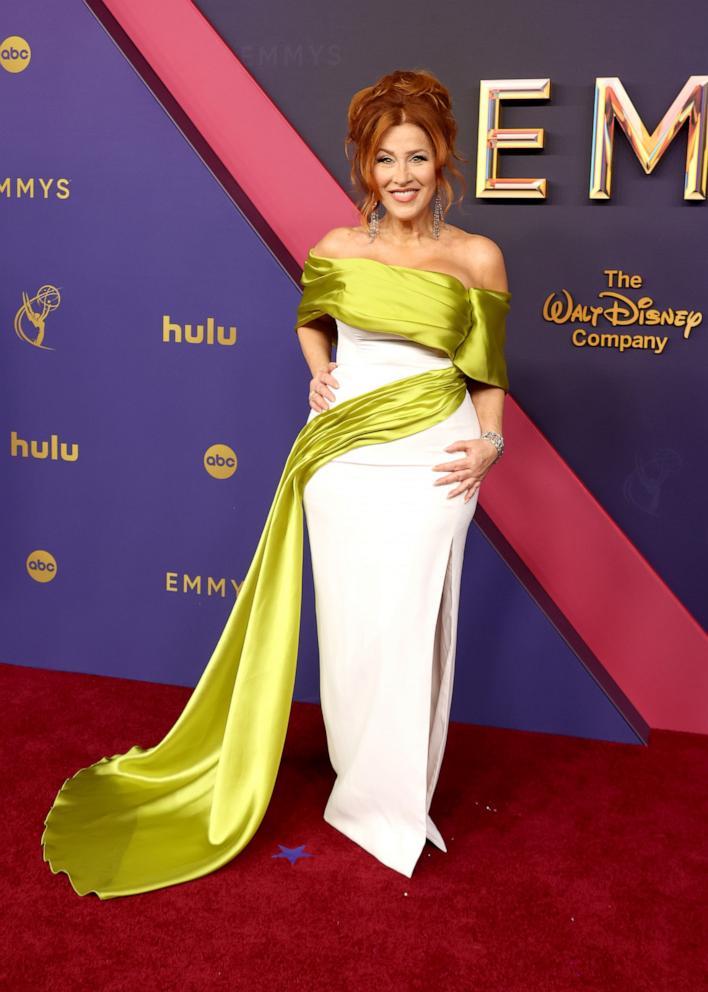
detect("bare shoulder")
[311,225,369,259]
[453,230,509,293]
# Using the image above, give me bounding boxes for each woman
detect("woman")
[298,69,510,878]
[41,69,511,898]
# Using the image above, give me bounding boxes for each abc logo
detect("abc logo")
[26,549,58,583]
[0,36,31,73]
[204,443,238,479]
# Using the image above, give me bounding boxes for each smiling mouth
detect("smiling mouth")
[389,188,420,201]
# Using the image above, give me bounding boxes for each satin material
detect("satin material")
[296,250,511,392]
[41,364,468,899]
[41,257,511,899]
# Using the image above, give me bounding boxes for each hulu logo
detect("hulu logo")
[163,315,237,345]
[10,431,78,461]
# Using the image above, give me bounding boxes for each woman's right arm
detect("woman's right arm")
[297,227,350,411]
[296,316,340,413]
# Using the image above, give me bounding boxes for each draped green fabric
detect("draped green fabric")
[41,256,511,900]
[296,250,512,392]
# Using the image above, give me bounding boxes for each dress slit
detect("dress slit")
[425,533,456,851]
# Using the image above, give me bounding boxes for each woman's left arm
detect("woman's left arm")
[432,238,510,502]
[467,237,509,439]
[468,381,504,436]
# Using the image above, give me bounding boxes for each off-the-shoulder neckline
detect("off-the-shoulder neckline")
[306,249,511,299]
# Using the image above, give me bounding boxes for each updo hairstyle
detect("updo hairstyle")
[344,68,467,227]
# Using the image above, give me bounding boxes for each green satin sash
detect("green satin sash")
[296,250,512,392]
[41,362,468,899]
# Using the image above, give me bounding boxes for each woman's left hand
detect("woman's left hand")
[432,438,499,502]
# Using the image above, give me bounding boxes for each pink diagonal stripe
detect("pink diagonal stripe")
[99,0,708,733]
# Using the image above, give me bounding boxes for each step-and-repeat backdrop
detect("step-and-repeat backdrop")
[2,0,706,742]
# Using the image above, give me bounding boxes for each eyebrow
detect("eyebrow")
[377,147,429,155]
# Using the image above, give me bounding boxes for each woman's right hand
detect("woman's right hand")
[309,361,340,412]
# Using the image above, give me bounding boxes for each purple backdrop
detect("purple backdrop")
[3,0,705,744]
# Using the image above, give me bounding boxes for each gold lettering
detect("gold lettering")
[207,577,227,597]
[183,574,202,594]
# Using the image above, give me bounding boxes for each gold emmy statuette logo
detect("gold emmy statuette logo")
[204,443,238,479]
[0,36,31,73]
[14,284,61,349]
[26,549,57,583]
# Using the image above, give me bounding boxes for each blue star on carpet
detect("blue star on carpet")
[271,844,315,865]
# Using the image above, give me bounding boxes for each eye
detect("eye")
[375,154,428,164]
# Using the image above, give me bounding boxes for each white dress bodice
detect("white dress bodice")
[307,319,455,424]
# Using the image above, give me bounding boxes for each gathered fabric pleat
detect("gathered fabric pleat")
[41,363,467,899]
[295,251,511,392]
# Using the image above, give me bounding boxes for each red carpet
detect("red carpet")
[2,660,706,991]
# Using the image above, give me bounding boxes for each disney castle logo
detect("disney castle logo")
[14,284,61,349]
[543,270,702,355]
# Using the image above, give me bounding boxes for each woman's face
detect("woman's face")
[371,122,437,221]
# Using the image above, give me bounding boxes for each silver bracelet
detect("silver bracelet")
[480,430,504,460]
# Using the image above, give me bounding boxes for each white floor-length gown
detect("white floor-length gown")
[303,319,480,877]
[40,249,509,900]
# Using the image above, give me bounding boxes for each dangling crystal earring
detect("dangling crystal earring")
[432,189,443,240]
[368,200,380,241]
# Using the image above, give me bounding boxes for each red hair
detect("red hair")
[344,68,467,228]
